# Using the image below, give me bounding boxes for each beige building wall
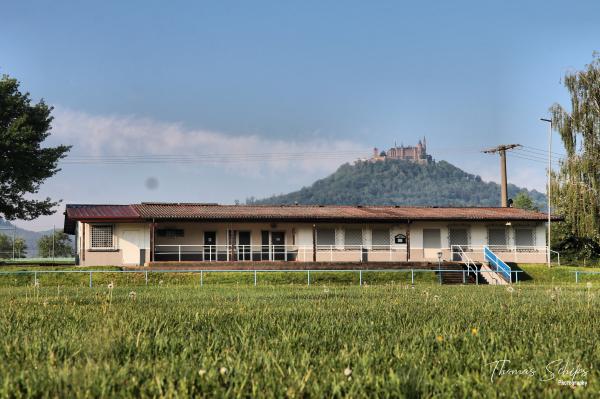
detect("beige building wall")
[75,220,549,266]
[77,222,150,267]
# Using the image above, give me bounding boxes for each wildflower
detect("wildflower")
[506,286,514,293]
[159,280,164,286]
[436,335,444,343]
[107,282,114,290]
[433,295,440,301]
[471,328,478,336]
[198,369,207,377]
[323,288,329,294]
[344,367,352,377]
[43,300,48,307]
[128,291,137,300]
[586,282,592,289]
[550,294,556,300]
[219,367,228,375]
[33,281,40,288]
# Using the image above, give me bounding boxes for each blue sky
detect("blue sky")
[2,0,599,230]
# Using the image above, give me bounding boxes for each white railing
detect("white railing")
[153,244,407,262]
[450,245,478,280]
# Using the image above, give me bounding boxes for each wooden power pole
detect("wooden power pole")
[483,144,521,207]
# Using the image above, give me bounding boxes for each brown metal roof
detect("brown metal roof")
[65,204,140,219]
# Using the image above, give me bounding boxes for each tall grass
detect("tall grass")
[0,284,597,397]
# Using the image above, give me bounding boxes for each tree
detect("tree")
[550,54,600,245]
[0,234,27,258]
[512,192,539,211]
[0,75,71,220]
[37,230,73,258]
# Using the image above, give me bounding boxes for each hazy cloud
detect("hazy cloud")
[50,107,368,176]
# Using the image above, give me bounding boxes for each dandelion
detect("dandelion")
[344,367,352,377]
[433,295,440,302]
[586,282,592,289]
[550,294,556,301]
[471,328,478,336]
[219,367,228,375]
[436,335,444,343]
[43,300,48,307]
[323,288,329,294]
[128,291,137,300]
[33,280,40,288]
[198,369,207,377]
[506,286,514,293]
[107,282,114,290]
[159,280,164,286]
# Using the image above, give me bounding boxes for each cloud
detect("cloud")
[50,107,368,176]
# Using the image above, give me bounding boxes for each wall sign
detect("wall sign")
[394,233,407,244]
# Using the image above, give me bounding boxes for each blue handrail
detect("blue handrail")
[483,246,512,282]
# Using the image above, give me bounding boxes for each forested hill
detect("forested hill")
[248,159,546,207]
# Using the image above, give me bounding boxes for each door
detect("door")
[122,230,143,265]
[449,228,469,260]
[515,228,534,250]
[238,231,251,261]
[204,232,216,261]
[423,229,441,260]
[271,232,285,261]
[261,231,270,260]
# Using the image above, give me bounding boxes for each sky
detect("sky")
[1,0,599,231]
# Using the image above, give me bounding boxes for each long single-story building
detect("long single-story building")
[63,203,560,267]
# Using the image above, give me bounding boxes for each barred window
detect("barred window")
[344,229,363,247]
[317,228,335,246]
[91,225,114,248]
[515,228,534,247]
[488,228,507,246]
[372,229,390,247]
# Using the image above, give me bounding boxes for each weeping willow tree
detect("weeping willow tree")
[550,54,600,256]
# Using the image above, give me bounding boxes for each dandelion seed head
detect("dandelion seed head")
[344,367,352,376]
[198,369,207,377]
[587,282,592,288]
[506,286,515,293]
[107,282,114,290]
[219,367,228,375]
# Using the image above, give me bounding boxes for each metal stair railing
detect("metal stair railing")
[450,245,478,284]
[483,245,512,283]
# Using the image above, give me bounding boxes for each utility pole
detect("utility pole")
[541,118,552,268]
[483,144,522,207]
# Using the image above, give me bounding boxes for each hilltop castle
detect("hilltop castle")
[371,137,432,164]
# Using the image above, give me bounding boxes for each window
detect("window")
[317,228,335,246]
[157,229,184,238]
[344,229,363,248]
[91,225,114,249]
[372,229,390,248]
[515,228,534,249]
[488,227,507,247]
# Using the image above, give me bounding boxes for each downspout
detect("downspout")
[406,219,411,262]
[312,224,317,262]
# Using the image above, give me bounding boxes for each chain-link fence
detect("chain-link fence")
[0,226,75,263]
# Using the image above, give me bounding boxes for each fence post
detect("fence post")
[89,271,92,288]
[411,269,414,285]
[359,270,362,287]
[307,270,310,286]
[254,270,257,286]
[200,270,203,287]
[462,269,465,284]
[34,271,37,286]
[515,271,519,284]
[145,271,148,285]
[575,271,578,284]
[178,246,181,262]
[476,271,479,285]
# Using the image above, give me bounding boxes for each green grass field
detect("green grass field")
[0,282,599,397]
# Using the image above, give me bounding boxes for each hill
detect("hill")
[248,159,547,207]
